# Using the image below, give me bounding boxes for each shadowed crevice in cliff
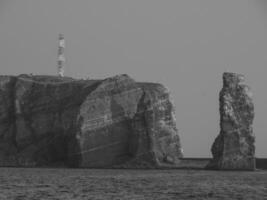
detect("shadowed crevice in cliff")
[0,76,19,166]
[125,90,158,168]
[9,77,19,151]
[109,97,133,164]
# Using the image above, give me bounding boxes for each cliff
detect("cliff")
[0,74,183,168]
[206,72,255,170]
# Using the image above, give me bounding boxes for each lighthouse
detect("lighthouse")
[57,34,65,77]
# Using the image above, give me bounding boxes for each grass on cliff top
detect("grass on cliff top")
[18,74,164,88]
[18,74,101,85]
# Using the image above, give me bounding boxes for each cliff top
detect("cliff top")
[0,74,165,89]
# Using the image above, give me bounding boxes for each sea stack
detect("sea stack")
[207,72,255,170]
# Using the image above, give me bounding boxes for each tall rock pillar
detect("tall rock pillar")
[207,72,255,170]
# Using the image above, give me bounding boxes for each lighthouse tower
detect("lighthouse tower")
[57,34,65,77]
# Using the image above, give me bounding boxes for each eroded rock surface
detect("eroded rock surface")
[207,72,255,170]
[0,74,182,168]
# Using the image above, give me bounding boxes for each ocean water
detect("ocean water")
[0,168,266,200]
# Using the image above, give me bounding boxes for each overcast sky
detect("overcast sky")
[0,0,266,157]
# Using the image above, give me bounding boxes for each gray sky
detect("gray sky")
[0,0,266,157]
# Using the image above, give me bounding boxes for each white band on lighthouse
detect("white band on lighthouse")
[59,40,65,48]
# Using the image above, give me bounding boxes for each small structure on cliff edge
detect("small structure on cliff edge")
[57,34,65,77]
[206,72,255,170]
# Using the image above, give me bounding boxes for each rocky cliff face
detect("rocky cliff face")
[0,74,183,168]
[207,72,255,170]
